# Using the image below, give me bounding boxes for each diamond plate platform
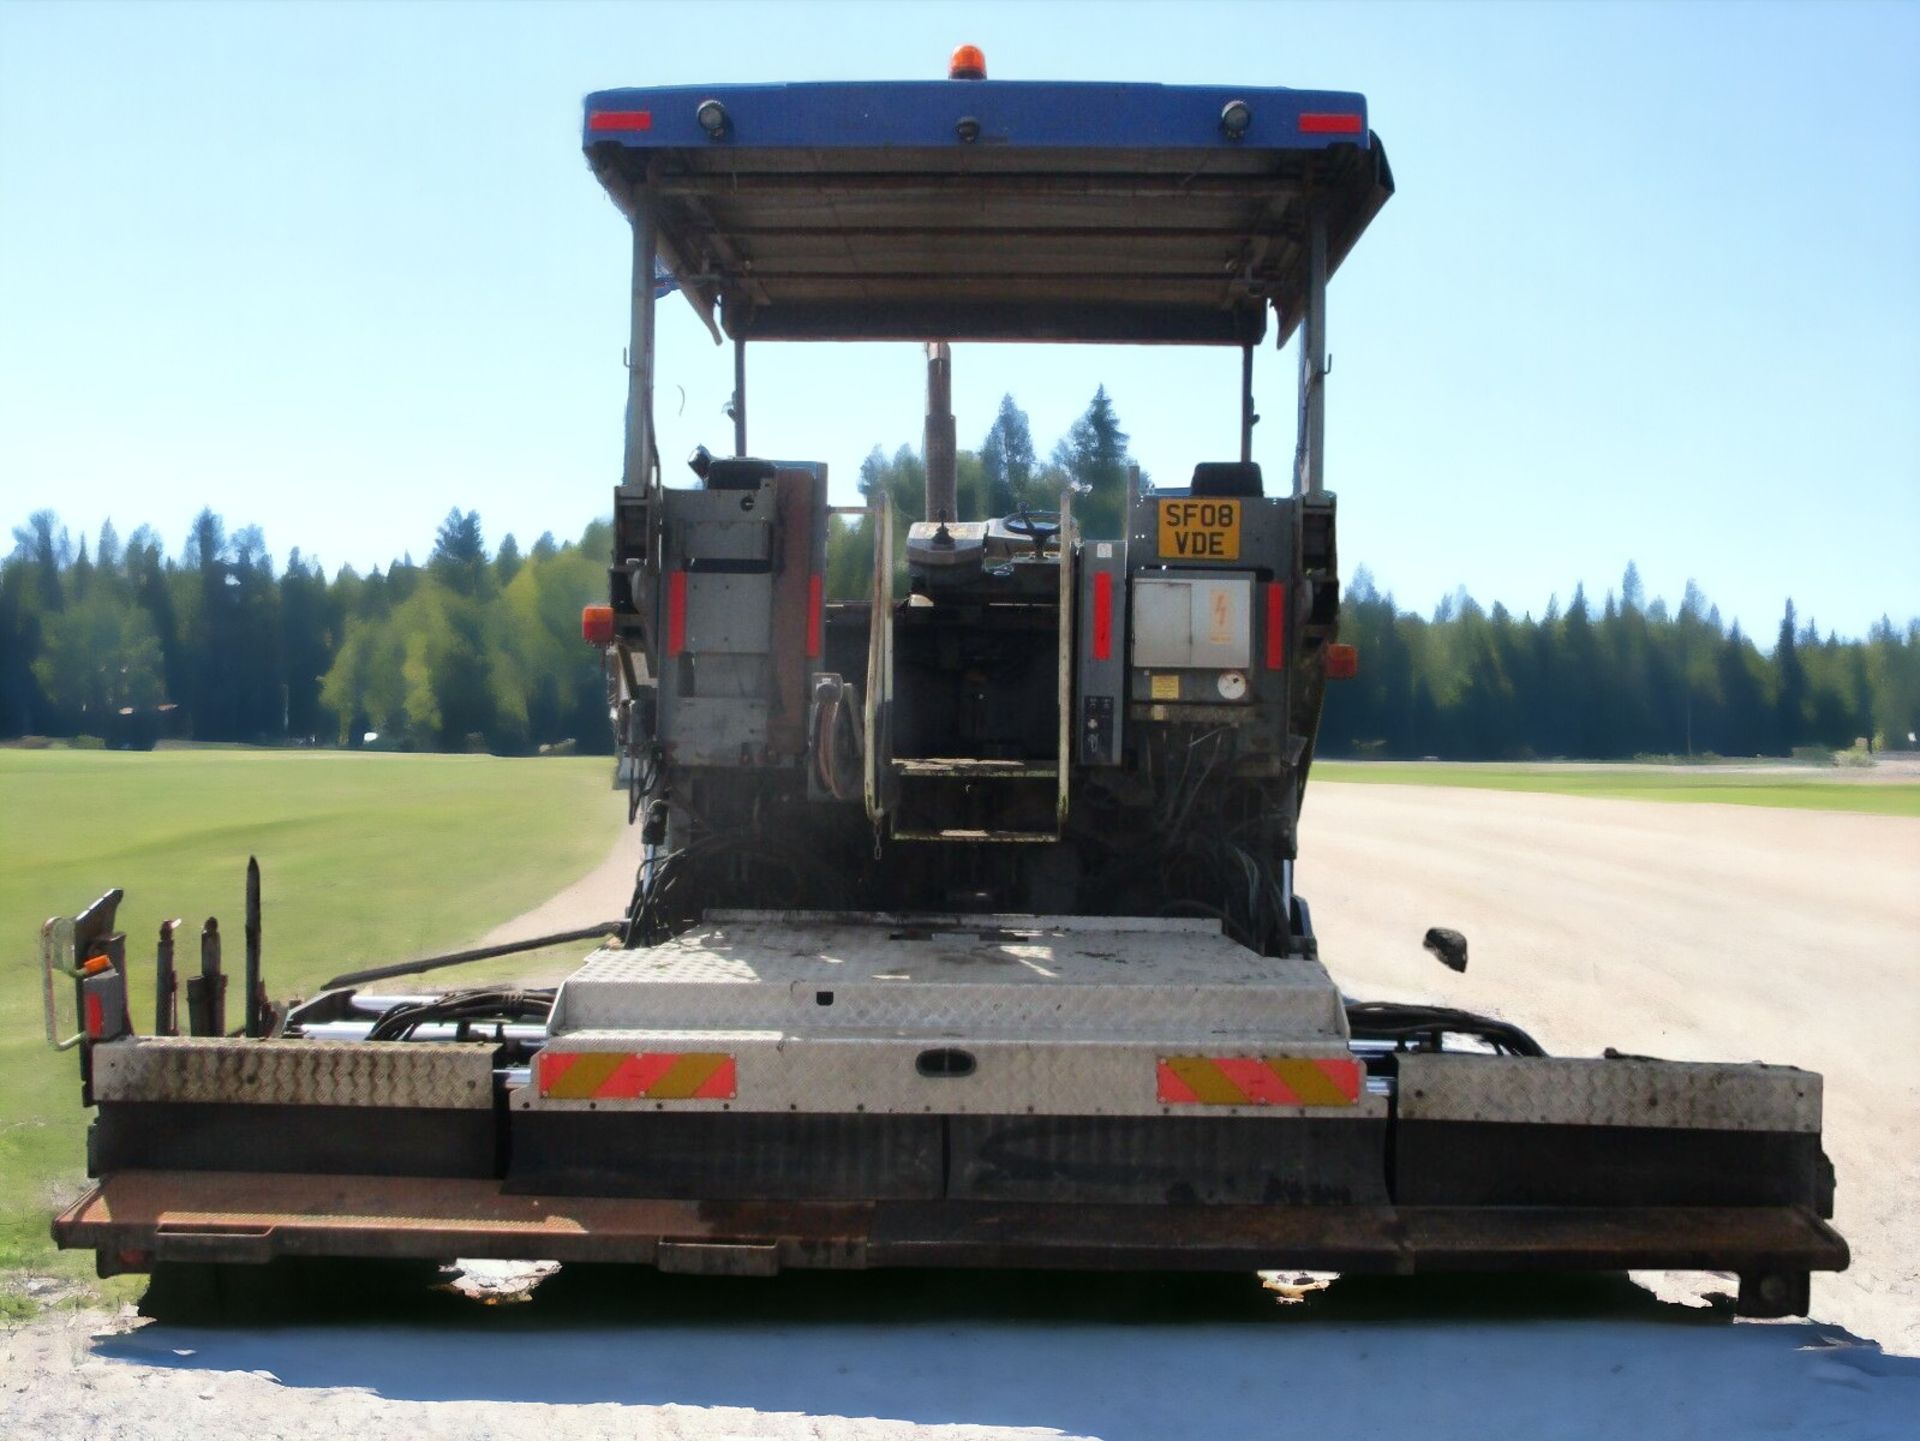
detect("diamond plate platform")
[1396,1053,1821,1133]
[92,1036,496,1110]
[548,912,1348,1044]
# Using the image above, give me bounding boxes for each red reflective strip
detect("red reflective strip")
[1299,112,1363,135]
[588,110,653,133]
[1091,571,1113,661]
[693,1057,738,1100]
[537,1051,584,1092]
[1265,582,1286,668]
[1323,1058,1363,1102]
[807,574,824,658]
[84,992,104,1039]
[595,1052,679,1099]
[666,570,688,655]
[1213,1056,1294,1103]
[1155,1061,1201,1104]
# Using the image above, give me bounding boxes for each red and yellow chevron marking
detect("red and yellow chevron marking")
[1157,1056,1362,1107]
[537,1050,736,1101]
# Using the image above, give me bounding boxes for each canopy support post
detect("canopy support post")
[924,342,957,523]
[732,338,748,457]
[1294,206,1329,497]
[1239,344,1255,464]
[624,192,659,490]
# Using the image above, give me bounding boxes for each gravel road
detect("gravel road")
[6,778,1916,1438]
[1297,781,1920,1353]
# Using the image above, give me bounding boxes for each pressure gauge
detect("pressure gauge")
[1217,670,1248,701]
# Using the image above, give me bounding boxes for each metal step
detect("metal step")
[892,758,1058,779]
[892,827,1057,843]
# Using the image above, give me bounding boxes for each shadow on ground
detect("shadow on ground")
[96,1264,1919,1439]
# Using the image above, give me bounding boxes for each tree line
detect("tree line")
[1,508,611,754]
[1324,568,1919,760]
[4,384,1915,758]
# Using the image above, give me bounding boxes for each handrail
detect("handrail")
[41,916,81,1051]
[864,490,893,826]
[1056,491,1075,829]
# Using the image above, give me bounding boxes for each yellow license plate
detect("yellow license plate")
[1157,498,1241,561]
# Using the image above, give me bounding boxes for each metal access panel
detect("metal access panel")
[666,485,776,566]
[1393,1054,1831,1211]
[86,1037,500,1180]
[1130,572,1253,669]
[682,572,773,655]
[662,697,769,766]
[657,480,781,767]
[1075,541,1127,765]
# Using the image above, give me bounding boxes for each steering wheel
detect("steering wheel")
[1002,507,1061,553]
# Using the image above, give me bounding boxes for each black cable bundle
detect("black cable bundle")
[366,988,556,1042]
[1344,1001,1547,1057]
[622,826,857,947]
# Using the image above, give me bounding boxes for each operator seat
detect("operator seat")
[685,445,777,490]
[1190,461,1263,497]
[706,458,777,490]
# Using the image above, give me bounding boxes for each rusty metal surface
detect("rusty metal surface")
[90,1037,496,1110]
[1397,1054,1822,1134]
[54,1173,871,1269]
[54,1171,1847,1278]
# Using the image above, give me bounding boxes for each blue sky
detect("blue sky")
[2,1,1914,638]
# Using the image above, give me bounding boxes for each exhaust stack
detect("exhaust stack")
[924,342,957,522]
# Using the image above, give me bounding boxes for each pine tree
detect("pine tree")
[431,509,491,598]
[1775,599,1808,748]
[495,534,523,586]
[1053,385,1134,538]
[1621,561,1645,613]
[979,393,1036,516]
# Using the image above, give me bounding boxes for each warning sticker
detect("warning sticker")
[538,1051,736,1101]
[1149,674,1180,701]
[1157,1057,1362,1106]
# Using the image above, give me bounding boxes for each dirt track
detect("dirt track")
[6,780,1917,1437]
[1296,783,1920,1353]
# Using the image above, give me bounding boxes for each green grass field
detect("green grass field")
[0,748,620,1308]
[1312,761,1920,817]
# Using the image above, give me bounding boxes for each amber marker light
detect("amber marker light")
[949,44,987,80]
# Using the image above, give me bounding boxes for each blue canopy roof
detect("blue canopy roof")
[583,80,1392,345]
